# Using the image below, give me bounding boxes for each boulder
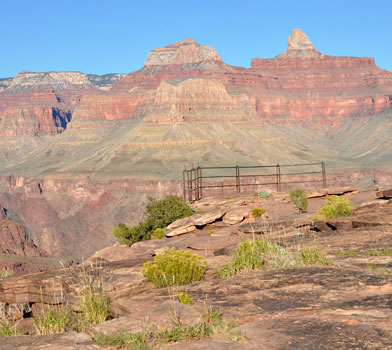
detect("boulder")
[222,208,251,225]
[166,216,194,230]
[165,223,196,237]
[192,210,226,226]
[376,189,392,199]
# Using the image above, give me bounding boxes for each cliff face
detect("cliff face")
[106,30,392,124]
[2,30,392,133]
[248,30,392,120]
[0,71,100,137]
[0,176,183,257]
[0,204,47,257]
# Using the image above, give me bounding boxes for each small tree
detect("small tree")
[289,188,308,213]
[113,195,194,246]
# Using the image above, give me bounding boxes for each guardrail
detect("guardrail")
[183,162,327,202]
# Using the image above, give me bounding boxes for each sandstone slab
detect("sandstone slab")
[165,223,196,237]
[222,208,251,225]
[192,210,226,226]
[0,332,98,350]
[105,300,202,333]
[161,338,259,350]
[376,188,392,198]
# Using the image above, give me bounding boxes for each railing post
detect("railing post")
[276,164,281,192]
[183,168,186,200]
[197,166,201,200]
[195,167,199,201]
[235,165,240,194]
[321,161,327,188]
[186,170,191,202]
[189,169,193,202]
[199,167,203,200]
[237,166,241,194]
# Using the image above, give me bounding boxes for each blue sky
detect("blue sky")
[1,0,391,77]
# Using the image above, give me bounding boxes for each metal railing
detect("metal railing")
[183,162,327,202]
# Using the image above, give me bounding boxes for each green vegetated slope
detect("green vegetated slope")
[1,109,391,179]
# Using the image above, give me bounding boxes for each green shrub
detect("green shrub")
[113,195,193,246]
[258,190,269,199]
[151,228,164,240]
[289,188,308,213]
[0,270,13,279]
[251,207,265,218]
[300,246,330,265]
[218,239,294,278]
[175,292,193,305]
[145,195,194,230]
[113,223,149,246]
[142,248,207,288]
[314,195,353,220]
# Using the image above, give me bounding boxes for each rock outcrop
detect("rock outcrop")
[144,38,222,66]
[1,189,392,349]
[0,218,46,257]
[0,71,98,137]
[276,28,323,58]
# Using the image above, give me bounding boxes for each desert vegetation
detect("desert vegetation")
[289,188,308,212]
[218,238,330,278]
[251,207,266,218]
[142,248,207,288]
[113,195,193,246]
[95,305,242,348]
[314,195,354,220]
[33,263,111,335]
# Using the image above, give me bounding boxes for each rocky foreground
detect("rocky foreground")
[0,188,391,349]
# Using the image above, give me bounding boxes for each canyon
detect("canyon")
[0,29,392,261]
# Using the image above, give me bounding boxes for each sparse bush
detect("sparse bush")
[113,195,193,246]
[95,306,243,348]
[336,249,358,257]
[207,229,214,236]
[78,279,110,329]
[258,190,269,199]
[251,207,265,218]
[151,228,164,240]
[289,188,308,213]
[314,195,353,220]
[365,249,392,256]
[142,248,207,288]
[0,270,13,279]
[175,292,192,305]
[300,246,330,265]
[35,261,111,334]
[218,239,294,278]
[34,306,69,335]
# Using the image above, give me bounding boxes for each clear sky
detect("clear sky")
[1,0,391,77]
